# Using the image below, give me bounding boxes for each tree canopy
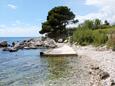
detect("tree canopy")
[39,6,76,39]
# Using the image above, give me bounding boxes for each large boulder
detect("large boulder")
[13,43,24,49]
[44,38,57,48]
[0,41,8,47]
[34,40,43,46]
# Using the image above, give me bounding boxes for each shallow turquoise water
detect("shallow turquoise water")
[0,49,91,86]
[0,38,91,86]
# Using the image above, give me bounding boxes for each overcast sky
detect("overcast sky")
[0,0,115,37]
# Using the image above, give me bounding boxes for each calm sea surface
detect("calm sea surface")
[0,37,91,86]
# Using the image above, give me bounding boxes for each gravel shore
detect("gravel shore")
[73,45,115,86]
[42,43,115,86]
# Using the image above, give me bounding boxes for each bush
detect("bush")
[72,21,115,46]
[93,30,108,45]
[73,29,94,45]
[73,29,108,46]
[107,33,115,51]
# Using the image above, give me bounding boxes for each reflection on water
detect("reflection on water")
[0,49,90,86]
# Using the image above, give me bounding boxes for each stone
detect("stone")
[12,42,15,47]
[3,47,18,52]
[0,41,8,47]
[13,43,24,49]
[89,71,92,74]
[34,41,43,46]
[26,45,37,49]
[91,66,99,70]
[58,39,63,43]
[27,38,34,42]
[9,48,18,52]
[2,38,57,52]
[44,38,57,48]
[100,71,110,80]
[43,44,77,56]
[40,52,44,56]
[2,48,10,51]
[111,80,115,86]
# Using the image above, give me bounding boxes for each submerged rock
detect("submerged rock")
[3,47,18,52]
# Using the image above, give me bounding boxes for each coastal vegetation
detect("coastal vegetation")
[72,19,115,49]
[38,6,115,50]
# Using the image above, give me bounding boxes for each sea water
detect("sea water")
[0,37,91,86]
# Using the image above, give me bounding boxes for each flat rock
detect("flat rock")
[43,44,77,56]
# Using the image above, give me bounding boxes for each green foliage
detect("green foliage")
[73,29,108,46]
[83,20,94,29]
[72,19,113,46]
[78,19,110,30]
[94,26,115,34]
[39,6,76,39]
[73,29,94,45]
[93,30,108,45]
[107,38,115,50]
[107,31,115,50]
[100,24,111,29]
[94,19,101,29]
[104,20,110,25]
[39,21,52,34]
[79,19,96,30]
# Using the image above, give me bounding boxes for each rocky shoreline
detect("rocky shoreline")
[1,38,115,86]
[73,45,115,86]
[0,37,57,52]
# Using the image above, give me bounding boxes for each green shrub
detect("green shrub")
[72,24,115,46]
[93,30,108,45]
[107,33,115,51]
[73,29,94,45]
[73,29,108,46]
